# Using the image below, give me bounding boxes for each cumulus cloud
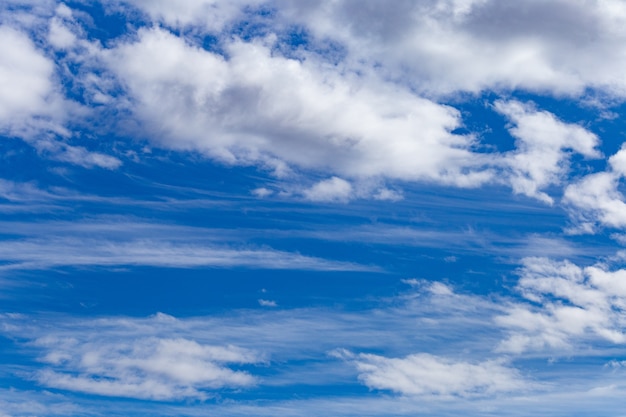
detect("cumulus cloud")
[278,0,626,97]
[104,27,491,187]
[6,1,617,199]
[497,257,626,353]
[0,11,122,170]
[0,25,61,136]
[495,100,600,204]
[336,350,526,397]
[564,145,626,232]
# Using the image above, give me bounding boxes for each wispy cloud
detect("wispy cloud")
[1,277,625,413]
[0,236,374,272]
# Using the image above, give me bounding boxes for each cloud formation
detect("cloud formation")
[34,336,260,400]
[564,145,626,232]
[278,0,626,97]
[498,257,626,353]
[337,350,526,397]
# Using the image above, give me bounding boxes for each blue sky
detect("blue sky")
[2,1,626,415]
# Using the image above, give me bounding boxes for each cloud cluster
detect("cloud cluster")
[2,0,616,203]
[278,0,626,97]
[498,257,626,353]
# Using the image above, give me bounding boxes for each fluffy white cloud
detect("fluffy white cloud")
[303,177,353,202]
[104,27,492,187]
[337,350,526,397]
[0,14,122,170]
[0,25,59,135]
[34,336,260,400]
[495,100,600,204]
[564,145,626,232]
[497,257,626,353]
[278,0,626,97]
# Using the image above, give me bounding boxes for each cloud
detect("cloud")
[258,299,277,307]
[2,278,625,414]
[6,1,614,199]
[563,144,626,232]
[495,100,600,204]
[104,27,491,188]
[33,336,260,400]
[337,351,527,397]
[116,0,264,32]
[0,236,372,271]
[303,177,353,202]
[0,388,82,417]
[0,218,374,271]
[278,0,626,97]
[0,10,122,170]
[497,257,626,353]
[0,25,61,137]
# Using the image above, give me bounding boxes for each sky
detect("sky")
[3,0,626,416]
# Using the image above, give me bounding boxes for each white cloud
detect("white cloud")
[35,140,122,169]
[497,257,626,353]
[0,388,82,417]
[495,100,600,204]
[0,218,373,271]
[0,15,121,170]
[252,187,273,197]
[104,27,492,188]
[303,177,353,202]
[563,144,626,232]
[3,279,626,414]
[278,0,626,98]
[258,299,277,307]
[0,25,59,135]
[0,236,372,271]
[48,16,76,49]
[117,0,264,32]
[337,351,526,397]
[34,336,260,400]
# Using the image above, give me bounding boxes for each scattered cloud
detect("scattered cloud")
[303,177,353,203]
[34,336,260,400]
[497,257,626,353]
[495,100,600,204]
[335,350,527,397]
[564,145,626,233]
[258,299,277,307]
